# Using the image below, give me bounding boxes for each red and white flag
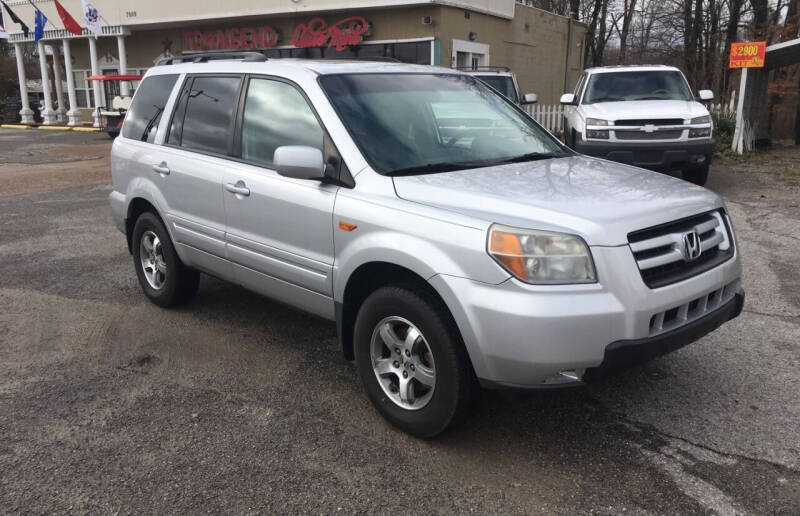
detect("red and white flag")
[54,0,82,36]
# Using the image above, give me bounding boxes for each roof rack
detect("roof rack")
[156,51,267,66]
[323,56,401,63]
[454,66,511,73]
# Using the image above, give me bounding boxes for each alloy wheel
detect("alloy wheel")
[370,316,436,410]
[139,230,167,290]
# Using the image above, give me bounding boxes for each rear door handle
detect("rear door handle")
[152,162,170,175]
[225,181,250,197]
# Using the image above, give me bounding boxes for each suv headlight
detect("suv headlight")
[585,118,609,139]
[689,115,712,138]
[488,225,597,284]
[690,115,711,124]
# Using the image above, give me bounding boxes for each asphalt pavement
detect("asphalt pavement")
[0,129,798,514]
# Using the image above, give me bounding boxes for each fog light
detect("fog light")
[689,127,711,138]
[586,129,609,139]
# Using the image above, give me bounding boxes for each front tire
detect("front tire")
[354,285,474,438]
[683,163,709,186]
[131,211,199,307]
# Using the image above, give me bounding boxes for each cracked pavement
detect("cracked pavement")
[0,130,798,514]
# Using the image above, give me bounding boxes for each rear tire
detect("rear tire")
[131,211,199,307]
[354,285,474,438]
[683,163,709,186]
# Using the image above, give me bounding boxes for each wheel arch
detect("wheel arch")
[336,261,471,375]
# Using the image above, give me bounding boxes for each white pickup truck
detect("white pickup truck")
[560,65,715,185]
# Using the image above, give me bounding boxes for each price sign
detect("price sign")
[729,41,766,68]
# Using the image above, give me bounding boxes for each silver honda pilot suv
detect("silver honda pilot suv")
[110,55,743,437]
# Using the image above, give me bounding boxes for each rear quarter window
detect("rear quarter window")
[122,74,179,143]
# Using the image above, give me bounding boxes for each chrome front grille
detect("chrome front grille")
[615,118,683,126]
[648,280,740,336]
[615,129,683,140]
[628,210,735,289]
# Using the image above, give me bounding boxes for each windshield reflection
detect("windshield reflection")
[319,73,567,175]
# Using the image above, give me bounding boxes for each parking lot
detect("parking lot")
[0,129,798,513]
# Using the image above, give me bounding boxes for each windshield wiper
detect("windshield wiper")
[588,97,623,103]
[387,162,484,176]
[498,152,565,163]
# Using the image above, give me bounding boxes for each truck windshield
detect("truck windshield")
[319,73,566,175]
[474,75,519,103]
[582,71,693,104]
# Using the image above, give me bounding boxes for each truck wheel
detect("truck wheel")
[353,285,474,438]
[131,211,199,307]
[683,163,709,186]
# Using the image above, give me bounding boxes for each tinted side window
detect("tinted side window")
[241,79,323,166]
[122,74,178,142]
[180,76,241,155]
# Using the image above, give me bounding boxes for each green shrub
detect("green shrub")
[711,109,736,156]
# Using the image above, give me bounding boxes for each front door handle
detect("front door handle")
[225,181,250,197]
[152,162,170,175]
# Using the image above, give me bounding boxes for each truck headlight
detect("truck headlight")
[488,225,597,284]
[585,118,609,139]
[689,115,712,138]
[690,115,711,124]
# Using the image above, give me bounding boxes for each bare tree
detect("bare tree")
[615,0,640,63]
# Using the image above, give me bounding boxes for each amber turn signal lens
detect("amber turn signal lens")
[489,230,529,281]
[338,221,358,232]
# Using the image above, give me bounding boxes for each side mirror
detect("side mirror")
[521,93,538,105]
[697,90,714,102]
[560,93,576,105]
[273,145,325,180]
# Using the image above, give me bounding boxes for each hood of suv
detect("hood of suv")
[581,100,708,122]
[392,156,722,246]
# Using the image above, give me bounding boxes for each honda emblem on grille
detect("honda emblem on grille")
[682,230,702,261]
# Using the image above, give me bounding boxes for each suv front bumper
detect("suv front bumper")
[574,138,715,171]
[430,244,742,389]
[582,291,743,381]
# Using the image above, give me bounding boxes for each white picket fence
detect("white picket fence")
[524,104,564,134]
[708,91,737,118]
[524,92,738,134]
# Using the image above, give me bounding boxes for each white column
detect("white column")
[88,36,102,127]
[37,41,57,125]
[117,35,130,96]
[50,45,67,123]
[62,39,81,126]
[14,43,35,125]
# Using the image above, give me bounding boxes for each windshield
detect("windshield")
[583,71,693,104]
[474,75,518,103]
[319,74,566,175]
